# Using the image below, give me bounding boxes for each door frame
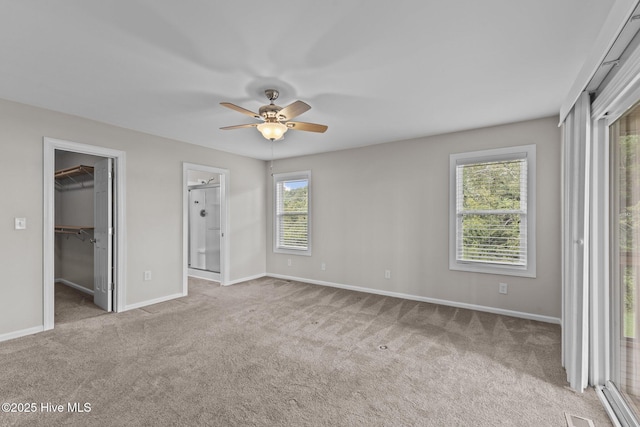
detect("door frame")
[182,163,229,290]
[43,137,127,330]
[589,25,640,425]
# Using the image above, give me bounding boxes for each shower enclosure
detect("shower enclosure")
[188,184,221,274]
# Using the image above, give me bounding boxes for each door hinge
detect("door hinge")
[109,227,114,235]
[108,283,114,291]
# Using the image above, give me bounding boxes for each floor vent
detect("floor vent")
[565,413,595,427]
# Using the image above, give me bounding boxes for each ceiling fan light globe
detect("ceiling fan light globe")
[257,122,287,141]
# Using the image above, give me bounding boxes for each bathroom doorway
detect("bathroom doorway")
[189,175,221,276]
[182,163,229,290]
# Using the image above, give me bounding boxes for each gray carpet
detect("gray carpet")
[54,283,106,324]
[0,277,611,426]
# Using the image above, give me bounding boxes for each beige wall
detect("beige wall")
[0,95,560,339]
[266,116,561,319]
[0,98,266,336]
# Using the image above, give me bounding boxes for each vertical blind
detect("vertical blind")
[275,178,309,250]
[456,157,528,266]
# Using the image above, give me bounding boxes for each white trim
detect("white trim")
[44,137,127,331]
[0,326,44,343]
[183,163,230,289]
[559,0,639,123]
[268,273,560,324]
[222,273,268,286]
[123,293,185,311]
[589,117,611,386]
[55,278,94,296]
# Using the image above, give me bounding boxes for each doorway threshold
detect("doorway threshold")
[188,268,220,282]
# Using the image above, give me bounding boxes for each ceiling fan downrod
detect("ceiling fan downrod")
[264,89,279,104]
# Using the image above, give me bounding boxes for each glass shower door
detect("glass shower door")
[188,186,221,273]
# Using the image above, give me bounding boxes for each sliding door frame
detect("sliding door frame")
[590,37,640,426]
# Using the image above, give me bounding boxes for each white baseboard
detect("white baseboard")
[55,278,94,296]
[118,272,268,311]
[267,274,561,325]
[124,292,185,311]
[0,325,44,343]
[223,273,267,287]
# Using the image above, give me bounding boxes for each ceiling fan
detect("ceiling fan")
[220,89,328,141]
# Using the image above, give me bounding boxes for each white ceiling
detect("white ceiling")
[0,1,614,160]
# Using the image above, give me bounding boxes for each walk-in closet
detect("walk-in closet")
[54,150,108,323]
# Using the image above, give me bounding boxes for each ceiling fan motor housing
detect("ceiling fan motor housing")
[259,103,283,120]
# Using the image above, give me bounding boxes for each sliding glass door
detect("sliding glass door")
[611,101,640,421]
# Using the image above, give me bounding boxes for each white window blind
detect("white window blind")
[274,171,311,255]
[449,145,536,277]
[456,157,527,266]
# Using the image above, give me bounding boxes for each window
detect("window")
[449,145,536,277]
[273,171,311,256]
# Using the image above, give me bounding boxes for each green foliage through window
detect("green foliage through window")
[456,158,527,266]
[276,177,309,251]
[617,134,640,338]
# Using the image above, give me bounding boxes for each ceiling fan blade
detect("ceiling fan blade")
[286,121,328,133]
[220,102,261,119]
[220,123,258,130]
[277,101,311,121]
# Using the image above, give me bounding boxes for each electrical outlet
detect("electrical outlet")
[499,283,508,294]
[144,271,152,281]
[14,217,26,230]
[287,259,292,267]
[321,262,326,271]
[384,270,391,279]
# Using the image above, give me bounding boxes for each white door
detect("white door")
[93,158,113,311]
[205,186,221,273]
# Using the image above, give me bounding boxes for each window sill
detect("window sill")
[449,261,536,278]
[274,248,312,257]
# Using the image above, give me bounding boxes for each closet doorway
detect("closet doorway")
[44,138,126,330]
[182,163,229,290]
[55,151,111,321]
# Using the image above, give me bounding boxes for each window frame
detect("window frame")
[273,170,312,256]
[449,144,536,278]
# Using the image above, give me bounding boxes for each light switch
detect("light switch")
[14,217,26,230]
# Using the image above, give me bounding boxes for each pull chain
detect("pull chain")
[270,140,274,176]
